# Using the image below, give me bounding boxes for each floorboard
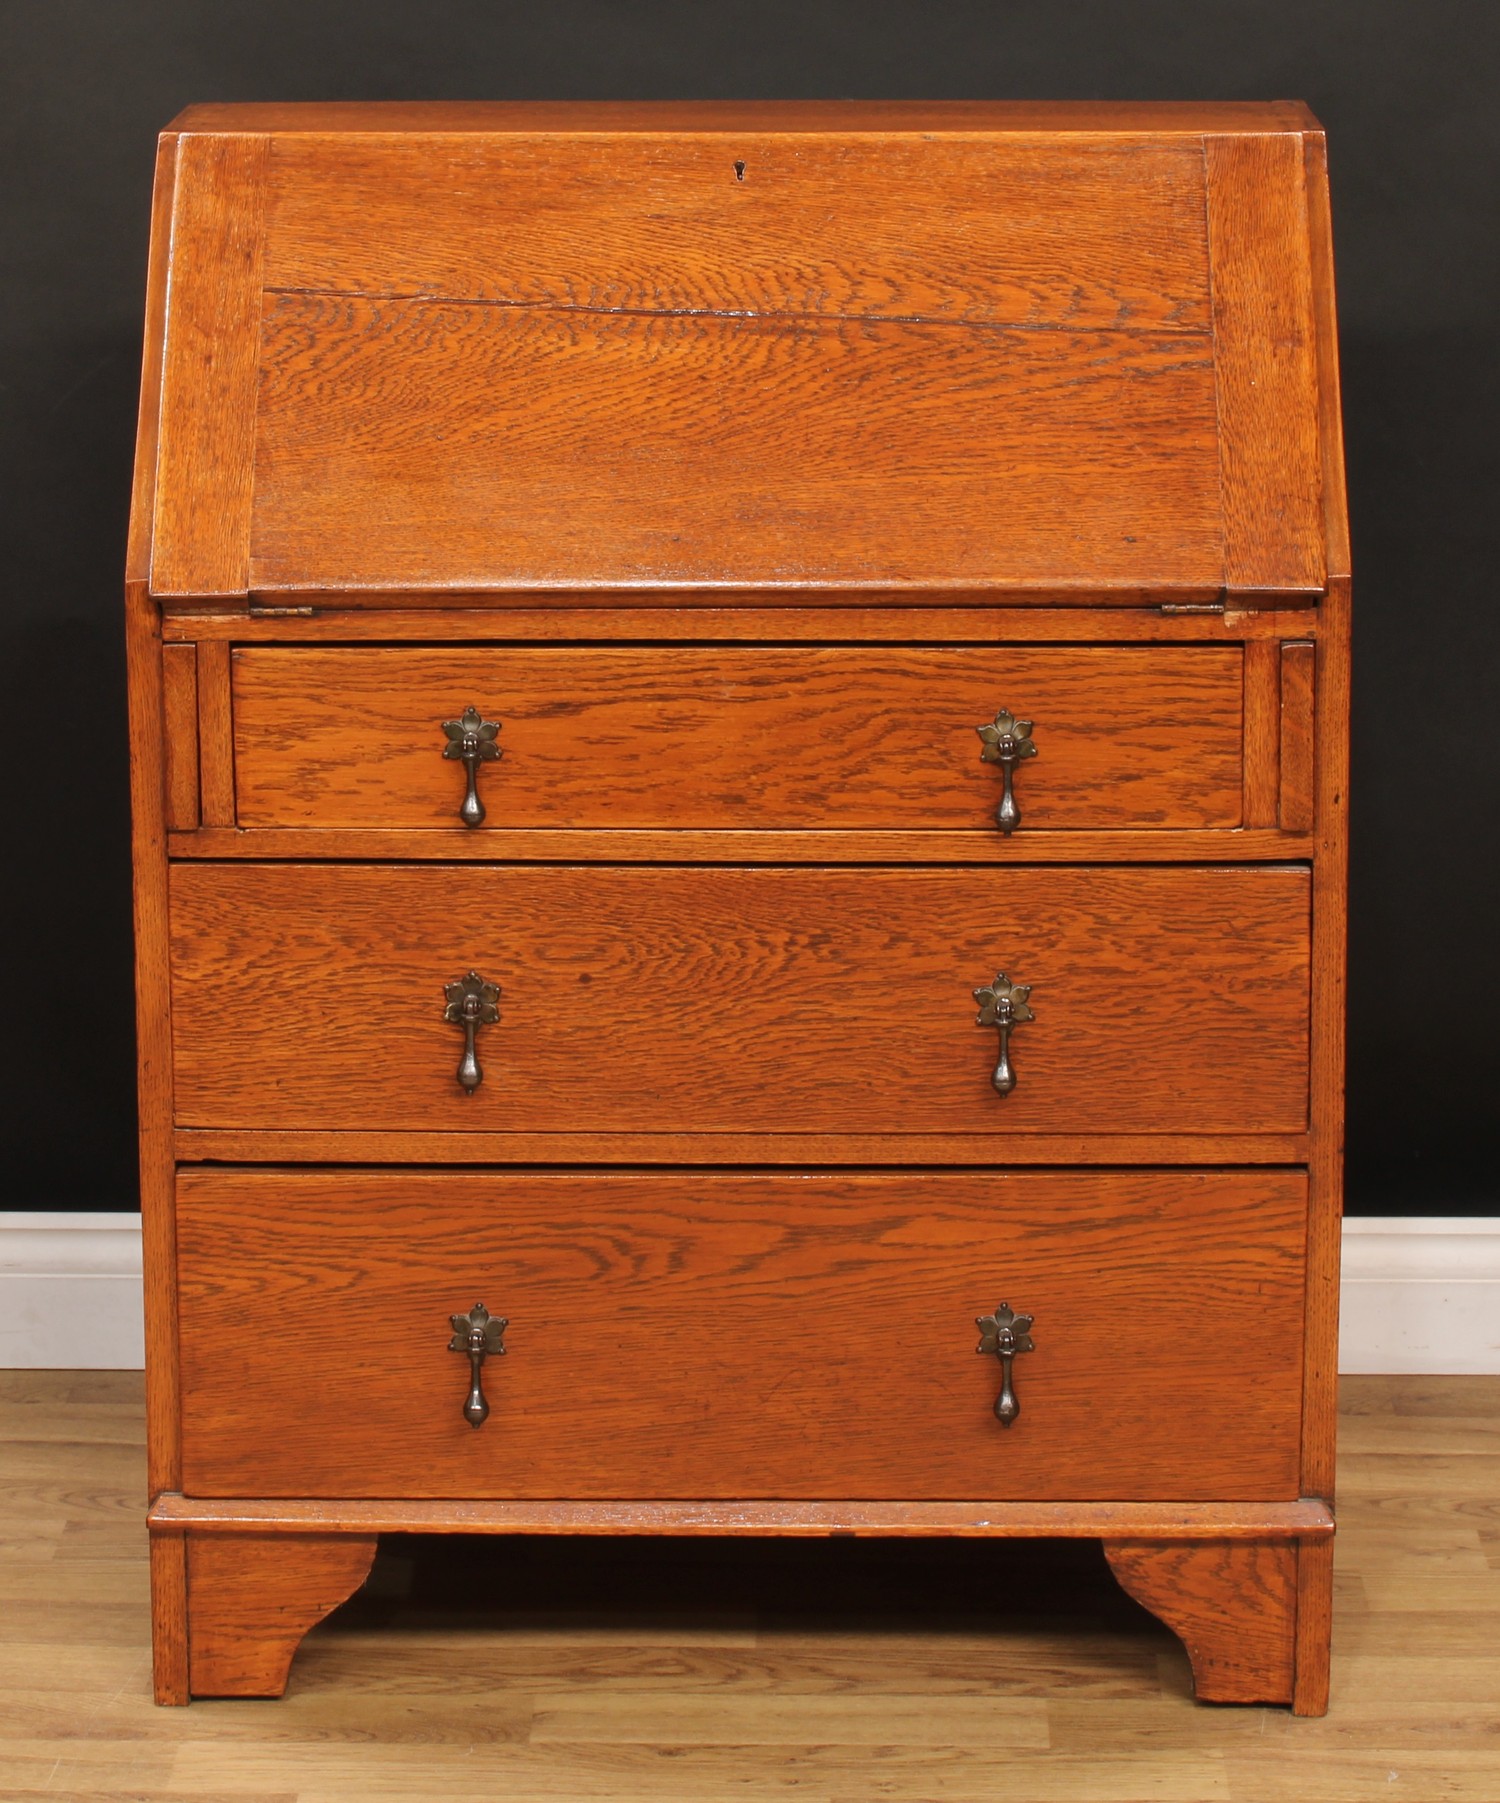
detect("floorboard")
[1,1373,1495,1802]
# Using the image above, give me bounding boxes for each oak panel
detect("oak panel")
[230,644,1243,832]
[264,133,1213,330]
[184,1532,377,1699]
[1242,639,1280,828]
[194,640,235,826]
[1104,1538,1297,1705]
[150,133,269,598]
[167,864,1311,1136]
[174,1166,1307,1500]
[1279,640,1316,833]
[249,294,1222,595]
[1204,135,1324,596]
[159,643,199,832]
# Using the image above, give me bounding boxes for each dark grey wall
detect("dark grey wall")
[2,1,1496,1212]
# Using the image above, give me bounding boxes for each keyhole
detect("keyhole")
[733,160,746,182]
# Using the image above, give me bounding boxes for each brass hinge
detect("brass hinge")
[248,603,318,617]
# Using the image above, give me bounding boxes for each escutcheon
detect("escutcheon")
[443,971,501,1093]
[449,1301,508,1427]
[973,972,1034,1095]
[976,708,1037,833]
[975,1302,1035,1426]
[441,705,502,828]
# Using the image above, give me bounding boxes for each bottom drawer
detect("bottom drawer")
[176,1167,1306,1501]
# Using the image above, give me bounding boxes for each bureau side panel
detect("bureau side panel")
[126,586,180,1495]
[127,135,184,1498]
[1300,130,1350,1500]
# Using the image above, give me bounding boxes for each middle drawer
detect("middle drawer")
[169,863,1309,1138]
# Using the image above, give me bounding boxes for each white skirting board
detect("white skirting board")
[1,1213,1498,1373]
[0,1214,145,1369]
[1338,1217,1500,1374]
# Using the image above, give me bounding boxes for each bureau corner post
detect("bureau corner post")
[1292,1531,1335,1716]
[148,1523,189,1705]
[125,578,182,1505]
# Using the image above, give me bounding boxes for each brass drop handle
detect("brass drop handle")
[443,971,501,1093]
[441,705,502,828]
[449,1302,507,1428]
[973,972,1034,1095]
[976,1302,1035,1426]
[976,709,1037,834]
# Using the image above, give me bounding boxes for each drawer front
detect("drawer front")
[176,1167,1307,1501]
[229,644,1244,833]
[168,863,1309,1137]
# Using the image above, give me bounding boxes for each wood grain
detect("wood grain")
[152,1495,1335,1538]
[150,133,269,599]
[1204,134,1324,597]
[159,642,199,831]
[1241,639,1281,827]
[163,604,1325,641]
[248,292,1222,595]
[1293,1533,1334,1715]
[170,1128,1312,1166]
[125,102,1347,1727]
[174,1167,1307,1501]
[148,1525,188,1705]
[125,132,177,586]
[166,863,1311,1136]
[132,110,1340,603]
[1302,578,1352,1501]
[168,826,1312,864]
[264,133,1213,330]
[123,582,179,1498]
[1302,131,1351,582]
[183,1532,377,1699]
[1103,1538,1298,1706]
[230,644,1243,832]
[193,639,235,825]
[1279,640,1316,832]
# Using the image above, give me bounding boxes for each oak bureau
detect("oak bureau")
[127,102,1349,1711]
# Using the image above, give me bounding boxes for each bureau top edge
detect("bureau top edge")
[162,100,1325,137]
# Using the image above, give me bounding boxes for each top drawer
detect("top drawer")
[220,643,1249,840]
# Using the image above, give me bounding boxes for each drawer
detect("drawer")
[176,1166,1307,1501]
[169,863,1309,1137]
[228,644,1244,834]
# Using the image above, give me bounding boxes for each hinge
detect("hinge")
[1158,600,1227,616]
[248,604,318,617]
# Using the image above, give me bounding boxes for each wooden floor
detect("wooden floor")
[1,1373,1496,1801]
